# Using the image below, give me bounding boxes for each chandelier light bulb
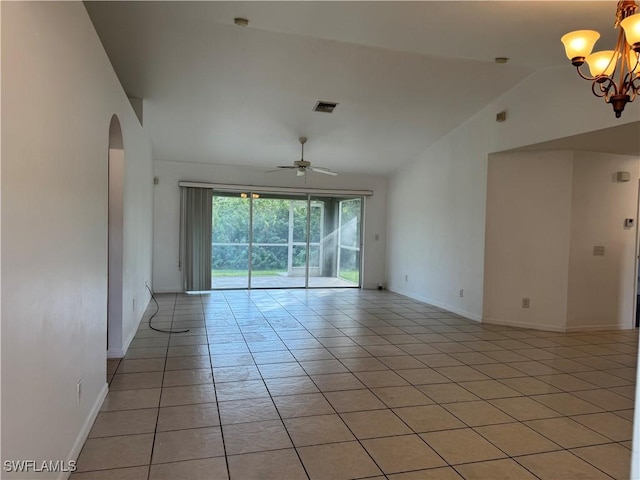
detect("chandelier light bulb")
[586,50,620,77]
[561,30,600,63]
[621,12,640,50]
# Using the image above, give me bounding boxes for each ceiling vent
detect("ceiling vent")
[313,101,339,113]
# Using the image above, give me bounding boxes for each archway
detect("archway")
[107,115,124,360]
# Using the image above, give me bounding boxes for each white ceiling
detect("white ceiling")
[85,1,628,175]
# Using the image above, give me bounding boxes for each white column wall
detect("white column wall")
[387,119,490,320]
[567,151,640,331]
[483,151,574,331]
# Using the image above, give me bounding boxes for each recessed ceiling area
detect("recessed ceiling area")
[84,1,625,175]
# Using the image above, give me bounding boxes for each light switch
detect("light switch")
[593,246,605,256]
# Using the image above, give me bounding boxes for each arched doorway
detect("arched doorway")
[107,115,124,361]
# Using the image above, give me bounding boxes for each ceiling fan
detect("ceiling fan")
[272,137,337,177]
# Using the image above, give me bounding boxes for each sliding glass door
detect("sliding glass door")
[210,191,363,289]
[211,192,250,289]
[308,196,362,288]
[251,194,307,288]
[338,198,362,286]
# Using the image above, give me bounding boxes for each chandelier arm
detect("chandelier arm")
[630,76,640,100]
[591,80,607,98]
[631,47,640,72]
[615,28,630,91]
[622,71,635,95]
[592,77,617,99]
[576,64,598,81]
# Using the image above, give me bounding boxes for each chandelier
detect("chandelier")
[561,0,640,118]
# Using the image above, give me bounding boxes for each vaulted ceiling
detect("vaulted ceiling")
[85,1,630,175]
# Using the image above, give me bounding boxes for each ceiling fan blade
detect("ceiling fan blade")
[275,165,296,169]
[309,166,338,176]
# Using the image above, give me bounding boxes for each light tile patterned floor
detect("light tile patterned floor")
[73,289,637,479]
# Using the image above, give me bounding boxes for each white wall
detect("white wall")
[483,151,574,331]
[387,118,490,320]
[483,150,639,332]
[152,160,387,292]
[387,65,639,321]
[2,3,153,477]
[567,151,640,331]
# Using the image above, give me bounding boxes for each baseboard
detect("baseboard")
[109,295,151,359]
[122,309,142,355]
[61,382,108,480]
[482,316,567,332]
[106,348,124,359]
[388,287,482,322]
[565,323,633,332]
[153,287,182,294]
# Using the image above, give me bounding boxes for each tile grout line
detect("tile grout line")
[146,292,177,480]
[201,292,233,480]
[223,289,313,480]
[76,288,636,479]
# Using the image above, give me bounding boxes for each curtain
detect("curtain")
[180,187,213,291]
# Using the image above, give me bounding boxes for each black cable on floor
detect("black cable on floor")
[146,284,189,334]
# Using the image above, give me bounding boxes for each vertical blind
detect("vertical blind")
[180,187,213,291]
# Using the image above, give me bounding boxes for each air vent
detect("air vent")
[313,101,339,113]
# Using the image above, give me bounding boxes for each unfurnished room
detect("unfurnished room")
[3,1,640,479]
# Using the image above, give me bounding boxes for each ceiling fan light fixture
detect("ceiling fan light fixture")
[271,136,338,177]
[561,0,640,117]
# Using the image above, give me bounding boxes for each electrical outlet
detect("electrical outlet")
[522,297,530,308]
[76,380,82,406]
[459,289,464,298]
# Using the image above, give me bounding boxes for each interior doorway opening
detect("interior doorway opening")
[107,115,124,359]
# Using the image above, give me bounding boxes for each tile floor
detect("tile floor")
[73,289,638,479]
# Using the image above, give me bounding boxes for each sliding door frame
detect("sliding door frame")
[184,182,372,291]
